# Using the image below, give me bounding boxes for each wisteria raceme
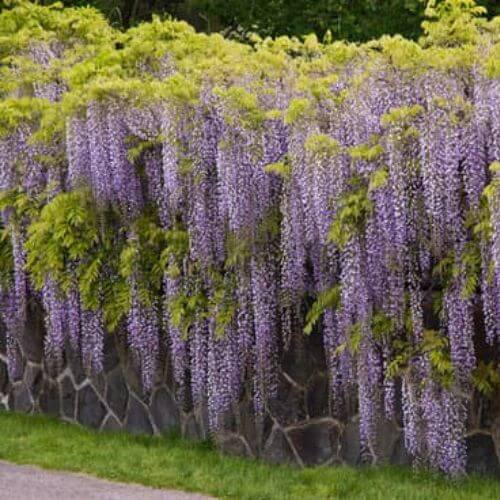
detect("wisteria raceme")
[66,285,81,353]
[143,149,165,213]
[480,241,498,345]
[188,105,221,264]
[444,283,476,384]
[0,1,499,477]
[236,273,254,364]
[280,179,307,305]
[1,289,24,381]
[490,164,500,288]
[106,102,143,218]
[11,230,27,326]
[161,108,183,221]
[422,382,467,477]
[127,279,160,392]
[220,125,260,234]
[358,336,381,461]
[42,277,67,367]
[81,306,105,375]
[382,344,396,420]
[402,377,423,460]
[322,308,341,412]
[163,272,188,396]
[3,126,48,197]
[0,137,14,192]
[207,322,229,428]
[463,73,489,209]
[207,322,241,429]
[486,79,500,165]
[251,254,279,415]
[86,101,114,203]
[190,315,208,407]
[419,88,449,255]
[66,116,91,190]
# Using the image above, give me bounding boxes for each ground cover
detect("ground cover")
[0,412,499,499]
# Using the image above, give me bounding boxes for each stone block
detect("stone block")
[237,398,271,454]
[24,364,43,397]
[466,433,500,476]
[374,419,401,464]
[268,373,307,425]
[19,304,45,363]
[105,368,128,421]
[77,384,106,428]
[341,418,361,466]
[60,377,76,420]
[66,346,86,385]
[281,334,326,386]
[101,414,122,431]
[38,381,60,416]
[306,374,329,418]
[9,383,33,413]
[125,394,153,435]
[151,387,180,434]
[262,425,298,465]
[390,435,411,466]
[102,334,121,373]
[0,359,8,393]
[215,432,253,458]
[181,412,202,441]
[286,418,342,466]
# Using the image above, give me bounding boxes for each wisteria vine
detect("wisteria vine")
[0,0,499,477]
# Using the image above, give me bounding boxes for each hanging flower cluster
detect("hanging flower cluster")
[0,1,499,476]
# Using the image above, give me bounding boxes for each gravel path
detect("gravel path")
[0,461,214,500]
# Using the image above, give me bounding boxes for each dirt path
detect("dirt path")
[0,461,214,500]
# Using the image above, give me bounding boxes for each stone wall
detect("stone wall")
[0,305,499,476]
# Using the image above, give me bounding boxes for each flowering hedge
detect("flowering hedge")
[0,0,499,476]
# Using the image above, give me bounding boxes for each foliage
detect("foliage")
[328,177,372,249]
[304,285,341,335]
[24,190,100,291]
[0,0,498,477]
[38,0,500,43]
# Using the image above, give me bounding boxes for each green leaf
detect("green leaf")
[304,285,341,335]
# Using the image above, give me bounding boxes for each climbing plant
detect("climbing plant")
[0,0,499,476]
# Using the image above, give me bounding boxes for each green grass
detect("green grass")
[0,411,498,499]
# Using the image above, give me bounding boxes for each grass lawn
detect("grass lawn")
[0,411,499,499]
